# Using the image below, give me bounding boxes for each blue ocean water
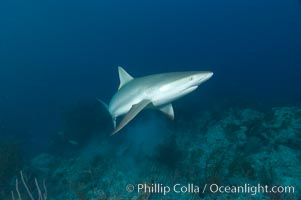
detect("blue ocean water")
[0,0,301,199]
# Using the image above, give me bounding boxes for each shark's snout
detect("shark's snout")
[193,71,214,85]
[203,72,213,80]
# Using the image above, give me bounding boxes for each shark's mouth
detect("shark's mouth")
[182,86,198,94]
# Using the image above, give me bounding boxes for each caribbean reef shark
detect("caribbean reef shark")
[100,66,213,135]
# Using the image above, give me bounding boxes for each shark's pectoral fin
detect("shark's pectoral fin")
[111,99,152,135]
[158,104,174,120]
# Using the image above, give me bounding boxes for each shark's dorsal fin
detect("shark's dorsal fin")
[118,66,134,89]
[158,104,174,120]
[112,99,151,135]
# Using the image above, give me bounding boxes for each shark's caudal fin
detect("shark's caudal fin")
[118,66,134,89]
[97,99,116,128]
[111,99,152,135]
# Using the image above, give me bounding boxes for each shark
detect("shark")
[100,66,213,135]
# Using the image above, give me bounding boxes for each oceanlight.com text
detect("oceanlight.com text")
[128,183,295,196]
[209,183,295,196]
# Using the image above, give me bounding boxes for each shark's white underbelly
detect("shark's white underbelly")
[110,84,199,118]
[152,85,198,106]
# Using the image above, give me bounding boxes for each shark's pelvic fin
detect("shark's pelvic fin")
[118,66,134,89]
[158,104,174,120]
[112,99,151,135]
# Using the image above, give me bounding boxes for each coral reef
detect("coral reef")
[11,171,47,200]
[4,106,301,199]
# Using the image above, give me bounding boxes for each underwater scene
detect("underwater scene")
[1,0,301,199]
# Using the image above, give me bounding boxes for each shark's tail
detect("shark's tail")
[97,99,116,129]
